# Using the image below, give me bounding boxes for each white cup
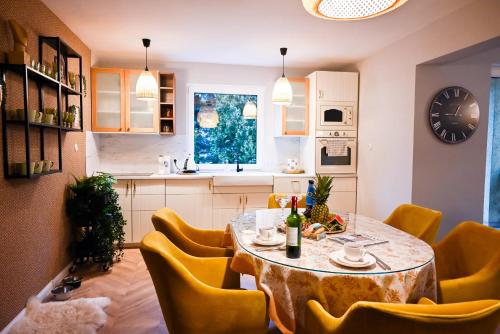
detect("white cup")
[343,242,366,262]
[287,158,298,171]
[259,226,276,241]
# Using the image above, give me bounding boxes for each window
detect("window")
[188,85,264,169]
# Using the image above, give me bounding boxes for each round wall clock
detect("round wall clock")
[429,86,480,144]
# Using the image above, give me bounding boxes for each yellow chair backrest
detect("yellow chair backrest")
[305,299,500,334]
[435,221,500,278]
[267,193,307,209]
[384,204,442,244]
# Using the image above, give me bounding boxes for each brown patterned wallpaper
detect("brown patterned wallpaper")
[0,0,90,328]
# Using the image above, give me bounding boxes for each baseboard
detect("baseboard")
[1,262,72,334]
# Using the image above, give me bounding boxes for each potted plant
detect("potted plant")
[66,173,126,271]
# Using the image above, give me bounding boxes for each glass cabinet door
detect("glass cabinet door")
[281,77,309,136]
[125,70,158,133]
[92,69,124,131]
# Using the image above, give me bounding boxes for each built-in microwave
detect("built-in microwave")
[317,102,357,131]
[315,131,357,174]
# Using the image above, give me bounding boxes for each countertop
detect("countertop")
[101,171,356,180]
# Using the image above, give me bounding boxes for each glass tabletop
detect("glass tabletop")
[232,209,435,275]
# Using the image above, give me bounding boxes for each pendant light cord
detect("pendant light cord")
[145,46,149,71]
[282,54,285,77]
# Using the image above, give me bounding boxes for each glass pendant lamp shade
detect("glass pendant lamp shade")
[272,47,293,105]
[243,100,257,119]
[136,38,158,101]
[272,76,293,105]
[302,0,408,21]
[197,104,219,128]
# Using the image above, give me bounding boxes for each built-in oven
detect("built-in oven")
[316,130,357,174]
[317,102,357,131]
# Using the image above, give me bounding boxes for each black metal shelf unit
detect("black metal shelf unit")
[1,36,83,179]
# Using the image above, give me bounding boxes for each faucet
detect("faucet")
[236,156,243,173]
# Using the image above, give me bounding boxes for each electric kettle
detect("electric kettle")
[173,153,199,174]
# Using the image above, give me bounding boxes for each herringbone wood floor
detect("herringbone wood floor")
[72,249,280,334]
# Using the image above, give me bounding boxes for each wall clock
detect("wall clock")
[429,86,480,144]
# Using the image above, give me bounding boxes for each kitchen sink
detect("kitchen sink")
[111,172,154,176]
[212,171,273,186]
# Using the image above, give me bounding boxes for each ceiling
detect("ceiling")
[42,0,475,68]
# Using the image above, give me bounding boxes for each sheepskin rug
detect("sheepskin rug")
[10,296,111,334]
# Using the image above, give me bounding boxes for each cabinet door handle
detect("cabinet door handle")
[239,195,242,205]
[127,127,130,132]
[119,127,122,131]
[126,182,129,196]
[133,181,136,195]
[245,195,248,205]
[208,180,212,191]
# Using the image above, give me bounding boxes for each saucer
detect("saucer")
[252,235,285,246]
[329,250,376,268]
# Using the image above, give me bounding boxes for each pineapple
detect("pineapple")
[310,174,333,224]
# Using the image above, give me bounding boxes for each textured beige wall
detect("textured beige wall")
[352,0,500,222]
[0,0,90,328]
[413,46,500,239]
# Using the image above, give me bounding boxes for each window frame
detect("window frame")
[187,84,265,170]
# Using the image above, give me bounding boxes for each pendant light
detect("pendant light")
[136,38,158,101]
[197,101,219,128]
[302,0,408,21]
[272,47,293,105]
[243,100,257,119]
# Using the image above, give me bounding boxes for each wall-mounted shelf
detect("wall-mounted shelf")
[158,72,176,135]
[1,36,83,179]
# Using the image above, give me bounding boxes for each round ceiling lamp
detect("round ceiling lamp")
[302,0,408,21]
[272,47,293,105]
[197,102,219,128]
[136,38,158,101]
[243,100,257,119]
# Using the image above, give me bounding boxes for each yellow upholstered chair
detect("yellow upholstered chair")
[140,231,269,334]
[152,208,233,258]
[304,298,500,334]
[433,221,500,303]
[267,193,306,209]
[384,204,442,244]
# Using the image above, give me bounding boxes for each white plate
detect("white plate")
[252,235,285,246]
[329,250,376,268]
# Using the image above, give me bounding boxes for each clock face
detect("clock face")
[429,86,480,144]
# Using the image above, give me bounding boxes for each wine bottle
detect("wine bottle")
[286,195,301,259]
[303,179,315,218]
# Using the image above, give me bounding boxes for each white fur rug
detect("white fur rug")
[9,296,111,334]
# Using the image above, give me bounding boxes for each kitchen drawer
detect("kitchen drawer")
[132,194,166,211]
[273,177,309,194]
[132,180,166,195]
[213,186,272,194]
[213,193,243,209]
[332,177,357,192]
[328,191,356,213]
[165,179,212,194]
[113,180,130,195]
[245,193,269,209]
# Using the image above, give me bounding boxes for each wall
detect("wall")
[87,60,314,173]
[0,0,91,329]
[413,46,500,238]
[351,0,500,223]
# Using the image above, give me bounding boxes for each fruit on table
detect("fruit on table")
[310,174,333,224]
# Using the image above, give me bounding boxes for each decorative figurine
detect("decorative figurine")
[7,19,30,65]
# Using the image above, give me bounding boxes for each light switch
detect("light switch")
[74,144,79,152]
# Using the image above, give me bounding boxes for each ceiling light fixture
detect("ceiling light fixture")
[302,0,408,21]
[272,47,293,105]
[243,100,257,119]
[197,101,219,128]
[136,38,158,101]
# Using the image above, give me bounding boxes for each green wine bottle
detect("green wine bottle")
[286,195,301,259]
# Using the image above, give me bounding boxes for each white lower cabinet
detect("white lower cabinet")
[165,179,213,229]
[327,177,357,213]
[112,180,133,243]
[212,187,271,229]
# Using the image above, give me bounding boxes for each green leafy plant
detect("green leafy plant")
[66,173,125,269]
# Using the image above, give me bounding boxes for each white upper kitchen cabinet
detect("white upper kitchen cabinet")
[312,71,359,102]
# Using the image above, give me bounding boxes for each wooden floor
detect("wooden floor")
[72,249,280,334]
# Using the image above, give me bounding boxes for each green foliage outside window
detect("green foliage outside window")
[194,92,257,164]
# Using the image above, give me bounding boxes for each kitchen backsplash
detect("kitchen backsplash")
[86,132,300,175]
